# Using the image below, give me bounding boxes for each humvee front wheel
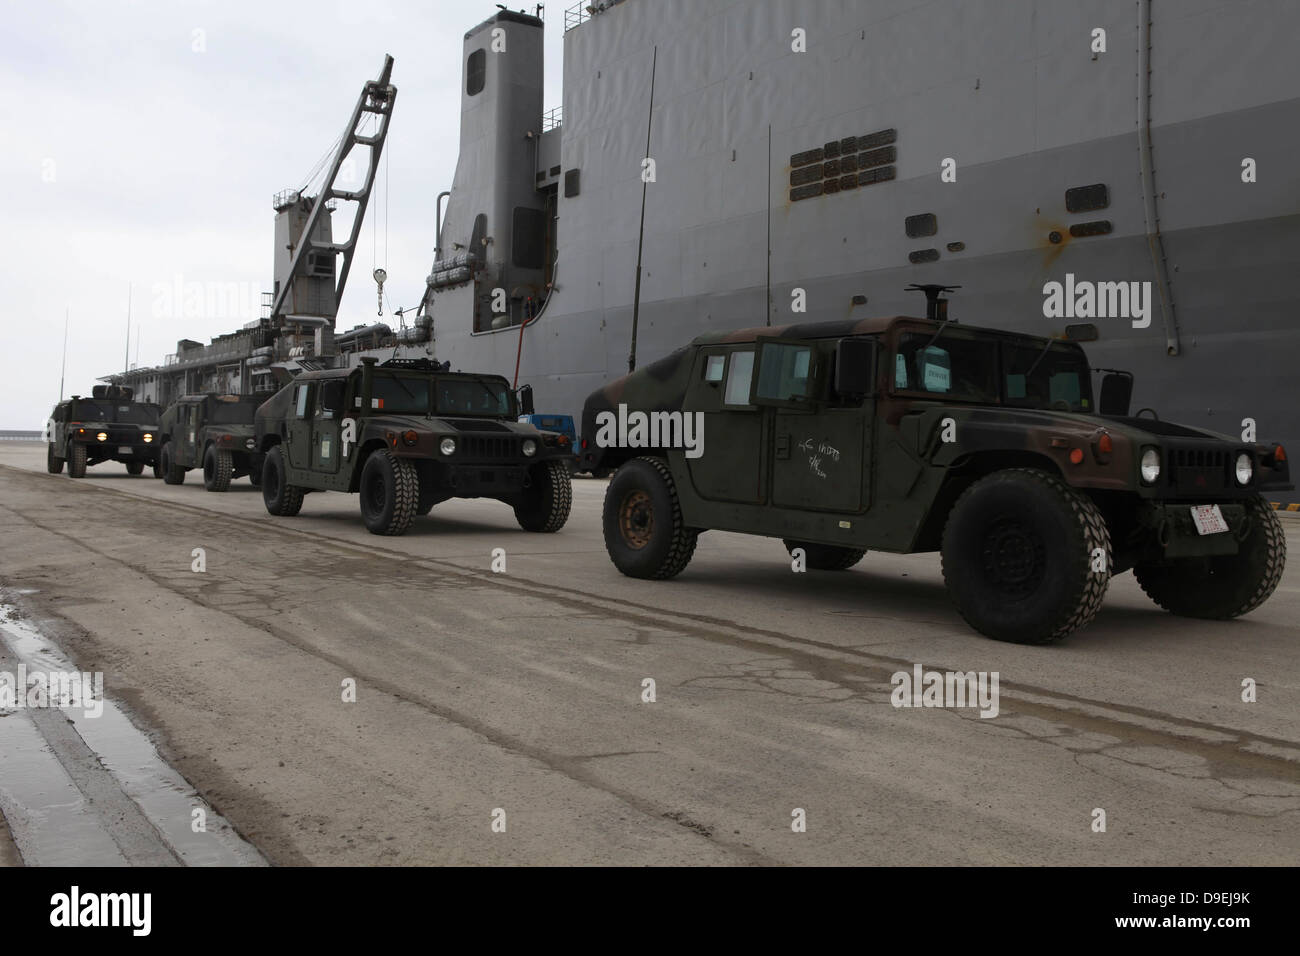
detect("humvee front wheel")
[359,448,419,536]
[46,443,64,474]
[941,468,1111,644]
[603,457,698,579]
[783,540,866,571]
[203,445,233,492]
[514,460,573,533]
[125,461,145,476]
[160,444,185,485]
[1134,496,1285,619]
[262,445,304,517]
[68,443,87,478]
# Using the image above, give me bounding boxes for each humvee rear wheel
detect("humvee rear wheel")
[514,460,573,533]
[46,443,64,474]
[783,540,866,571]
[126,461,145,475]
[1134,496,1285,619]
[941,468,1110,644]
[160,444,185,485]
[262,445,304,517]
[203,445,233,492]
[359,449,419,536]
[68,443,87,478]
[603,457,698,580]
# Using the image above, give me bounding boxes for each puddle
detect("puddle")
[0,604,265,866]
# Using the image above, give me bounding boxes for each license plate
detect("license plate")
[1190,504,1229,535]
[118,445,133,455]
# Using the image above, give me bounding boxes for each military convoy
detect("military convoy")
[45,386,162,478]
[156,393,265,491]
[253,357,574,536]
[578,314,1291,644]
[41,312,1290,644]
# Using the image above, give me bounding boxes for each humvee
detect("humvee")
[579,312,1291,644]
[254,357,574,536]
[156,393,266,491]
[45,386,162,479]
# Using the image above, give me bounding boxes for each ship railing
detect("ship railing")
[542,107,562,131]
[565,0,626,32]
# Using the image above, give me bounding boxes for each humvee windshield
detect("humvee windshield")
[894,332,999,403]
[1001,341,1093,412]
[72,401,158,424]
[369,374,514,417]
[892,332,1094,412]
[209,399,261,424]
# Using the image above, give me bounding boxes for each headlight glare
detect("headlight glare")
[522,439,537,457]
[96,432,108,442]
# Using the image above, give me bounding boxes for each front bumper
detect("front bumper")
[1138,500,1249,559]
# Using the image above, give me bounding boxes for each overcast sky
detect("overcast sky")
[0,0,564,428]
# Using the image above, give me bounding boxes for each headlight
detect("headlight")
[439,437,456,456]
[522,439,537,457]
[142,433,153,443]
[245,438,255,450]
[1140,448,1161,485]
[96,432,108,442]
[1235,453,1253,486]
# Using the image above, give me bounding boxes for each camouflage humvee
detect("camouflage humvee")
[253,357,574,536]
[45,386,162,478]
[578,314,1291,644]
[156,393,266,491]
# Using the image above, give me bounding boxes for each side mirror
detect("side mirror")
[517,384,535,416]
[320,380,345,414]
[833,338,875,398]
[1098,371,1133,416]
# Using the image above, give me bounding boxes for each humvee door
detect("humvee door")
[684,345,765,503]
[755,338,873,514]
[310,379,348,476]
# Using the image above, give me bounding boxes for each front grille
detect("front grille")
[1167,446,1230,494]
[459,435,519,460]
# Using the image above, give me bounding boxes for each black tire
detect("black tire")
[203,445,233,492]
[152,455,164,479]
[68,442,87,478]
[940,468,1111,644]
[160,444,185,485]
[1135,496,1286,619]
[46,443,64,474]
[359,449,419,535]
[783,539,866,571]
[603,456,698,579]
[262,445,304,517]
[125,461,145,475]
[515,459,573,532]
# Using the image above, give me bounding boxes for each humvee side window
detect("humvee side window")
[754,342,814,403]
[704,354,725,383]
[295,385,311,419]
[723,350,755,406]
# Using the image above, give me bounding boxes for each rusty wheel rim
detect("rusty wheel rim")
[619,490,654,549]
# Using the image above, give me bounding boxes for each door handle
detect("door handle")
[775,433,790,460]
